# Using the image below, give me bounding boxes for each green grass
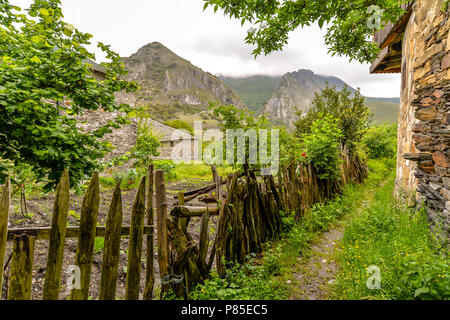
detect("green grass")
[333,163,449,300]
[192,159,394,300]
[365,97,400,124]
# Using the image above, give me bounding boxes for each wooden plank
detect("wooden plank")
[7,225,153,241]
[198,210,210,276]
[70,172,100,300]
[125,176,146,300]
[177,191,190,236]
[170,206,220,218]
[0,178,10,289]
[43,170,70,300]
[155,170,169,293]
[8,235,35,300]
[143,165,155,300]
[99,183,123,300]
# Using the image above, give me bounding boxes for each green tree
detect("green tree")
[130,118,162,170]
[295,84,371,154]
[303,115,342,181]
[209,103,272,171]
[0,0,138,190]
[203,0,409,63]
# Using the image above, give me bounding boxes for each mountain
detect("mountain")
[221,70,400,127]
[219,75,282,112]
[117,42,245,123]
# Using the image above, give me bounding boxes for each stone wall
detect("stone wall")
[398,0,449,240]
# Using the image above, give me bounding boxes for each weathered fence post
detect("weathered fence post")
[177,191,189,236]
[99,183,123,300]
[70,172,100,300]
[0,178,10,290]
[155,170,169,295]
[8,235,35,300]
[143,164,155,300]
[125,176,146,300]
[43,170,70,300]
[198,208,210,276]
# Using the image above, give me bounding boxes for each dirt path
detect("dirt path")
[290,225,344,300]
[290,178,383,300]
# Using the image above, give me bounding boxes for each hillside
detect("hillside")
[219,75,281,112]
[221,71,400,127]
[117,42,245,124]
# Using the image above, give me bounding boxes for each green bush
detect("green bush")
[362,123,397,159]
[303,115,343,181]
[130,118,161,170]
[154,160,177,180]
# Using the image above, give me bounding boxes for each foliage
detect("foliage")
[193,158,384,301]
[203,0,409,63]
[153,160,177,180]
[295,84,371,154]
[334,163,449,300]
[362,123,398,159]
[130,118,161,170]
[94,237,105,254]
[164,119,194,135]
[209,103,274,171]
[302,115,342,181]
[0,0,137,191]
[278,126,303,166]
[192,256,289,300]
[113,169,138,189]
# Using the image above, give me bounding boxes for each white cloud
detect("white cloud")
[10,0,401,97]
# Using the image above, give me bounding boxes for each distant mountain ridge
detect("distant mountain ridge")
[116,42,245,122]
[221,70,400,127]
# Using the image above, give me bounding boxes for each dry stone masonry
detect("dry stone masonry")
[399,0,449,240]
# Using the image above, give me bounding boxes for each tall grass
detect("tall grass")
[333,162,449,300]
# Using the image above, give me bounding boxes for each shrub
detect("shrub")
[362,123,397,159]
[130,118,161,170]
[303,115,342,181]
[295,84,370,154]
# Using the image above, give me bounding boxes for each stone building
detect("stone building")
[370,0,449,240]
[79,61,199,162]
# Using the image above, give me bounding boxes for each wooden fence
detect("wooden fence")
[160,151,368,295]
[0,151,367,300]
[0,168,155,300]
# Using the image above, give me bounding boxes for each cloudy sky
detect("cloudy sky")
[12,0,401,97]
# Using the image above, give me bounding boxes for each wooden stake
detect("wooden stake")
[0,178,10,290]
[143,165,155,300]
[125,176,146,300]
[155,170,169,294]
[43,170,70,300]
[8,235,35,300]
[70,172,100,300]
[99,183,123,300]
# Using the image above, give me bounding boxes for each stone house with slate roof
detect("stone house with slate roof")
[370,0,449,240]
[79,61,199,162]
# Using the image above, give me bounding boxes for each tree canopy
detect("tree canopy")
[0,0,137,190]
[295,84,371,154]
[203,0,409,63]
